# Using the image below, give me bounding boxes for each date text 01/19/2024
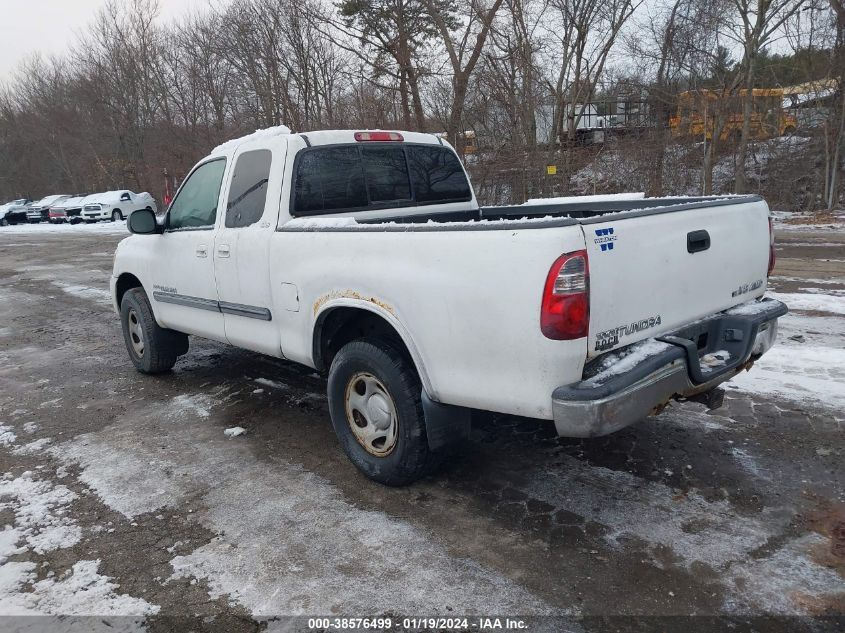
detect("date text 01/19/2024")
[306,617,529,630]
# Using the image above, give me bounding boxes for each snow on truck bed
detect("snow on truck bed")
[522,192,645,206]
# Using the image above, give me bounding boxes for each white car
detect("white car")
[111,127,787,485]
[81,190,157,222]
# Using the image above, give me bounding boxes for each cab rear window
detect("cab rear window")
[293,143,471,215]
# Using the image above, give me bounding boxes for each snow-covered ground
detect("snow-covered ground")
[0,221,129,235]
[0,220,842,622]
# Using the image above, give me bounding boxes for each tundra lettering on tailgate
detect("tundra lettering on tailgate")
[595,315,662,351]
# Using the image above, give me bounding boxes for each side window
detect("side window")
[226,150,272,228]
[407,146,472,203]
[362,146,410,203]
[120,192,131,202]
[168,159,227,230]
[294,146,366,214]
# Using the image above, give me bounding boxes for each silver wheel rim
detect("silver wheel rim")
[344,372,398,456]
[127,308,144,357]
[113,211,120,221]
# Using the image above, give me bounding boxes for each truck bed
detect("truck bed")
[347,194,761,226]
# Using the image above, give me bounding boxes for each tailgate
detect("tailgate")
[583,197,771,358]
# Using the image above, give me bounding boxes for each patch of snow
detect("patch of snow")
[13,437,52,455]
[1,560,159,617]
[170,394,212,419]
[725,299,783,317]
[51,282,112,306]
[523,456,782,571]
[254,377,288,391]
[0,471,81,555]
[727,344,845,411]
[766,291,845,315]
[223,427,246,438]
[0,221,128,235]
[283,217,359,230]
[770,276,845,286]
[701,350,731,368]
[724,534,844,615]
[212,125,292,154]
[0,426,16,447]
[730,447,770,481]
[798,286,845,297]
[583,339,674,386]
[522,192,645,206]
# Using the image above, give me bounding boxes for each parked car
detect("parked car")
[48,195,88,224]
[81,190,157,222]
[27,194,71,223]
[111,127,787,485]
[0,199,32,226]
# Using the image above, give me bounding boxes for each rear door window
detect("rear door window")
[362,146,411,203]
[226,149,272,228]
[294,146,366,213]
[292,143,470,215]
[407,145,472,203]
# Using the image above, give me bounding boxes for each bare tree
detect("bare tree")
[728,0,807,193]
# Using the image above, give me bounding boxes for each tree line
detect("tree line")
[0,0,842,211]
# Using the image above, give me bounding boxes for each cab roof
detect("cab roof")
[209,127,443,158]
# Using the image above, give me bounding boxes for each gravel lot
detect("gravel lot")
[0,219,843,632]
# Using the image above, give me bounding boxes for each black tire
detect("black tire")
[120,287,189,374]
[327,338,440,486]
[0,218,7,227]
[112,209,123,222]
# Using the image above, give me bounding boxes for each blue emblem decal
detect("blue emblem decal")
[593,227,617,252]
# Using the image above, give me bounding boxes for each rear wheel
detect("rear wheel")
[0,218,7,227]
[327,338,439,486]
[120,287,188,374]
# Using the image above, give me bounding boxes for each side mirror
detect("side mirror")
[128,208,160,235]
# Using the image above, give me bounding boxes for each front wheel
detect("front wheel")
[0,218,7,227]
[120,287,189,374]
[112,209,123,221]
[327,338,440,486]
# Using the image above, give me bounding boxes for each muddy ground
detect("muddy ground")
[0,222,843,632]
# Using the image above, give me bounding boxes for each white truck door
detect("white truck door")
[213,144,285,357]
[149,158,228,342]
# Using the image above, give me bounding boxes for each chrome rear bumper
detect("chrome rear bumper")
[551,299,787,438]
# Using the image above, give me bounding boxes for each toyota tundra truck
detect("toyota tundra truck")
[111,127,787,485]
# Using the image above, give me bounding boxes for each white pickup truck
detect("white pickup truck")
[111,127,787,485]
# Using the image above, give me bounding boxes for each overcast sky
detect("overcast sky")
[0,0,208,81]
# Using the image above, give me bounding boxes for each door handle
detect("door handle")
[687,230,711,253]
[196,244,208,258]
[217,244,231,258]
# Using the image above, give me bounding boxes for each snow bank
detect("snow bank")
[212,125,292,154]
[0,221,128,235]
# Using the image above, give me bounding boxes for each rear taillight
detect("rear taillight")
[541,250,589,340]
[354,131,404,142]
[767,216,776,276]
